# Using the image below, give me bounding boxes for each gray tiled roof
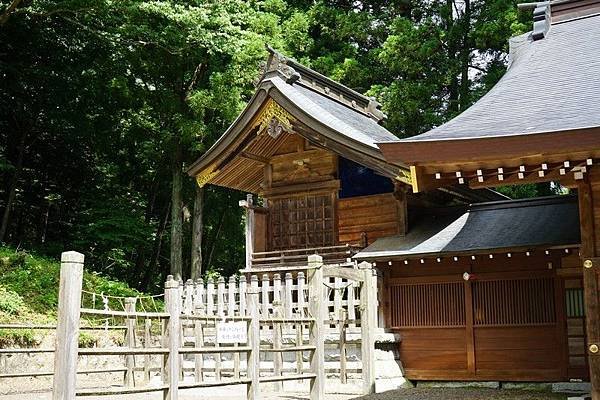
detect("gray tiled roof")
[400,14,600,142]
[354,195,580,259]
[268,76,399,148]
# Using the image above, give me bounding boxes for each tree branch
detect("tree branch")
[0,0,24,26]
[185,62,207,97]
[468,64,486,73]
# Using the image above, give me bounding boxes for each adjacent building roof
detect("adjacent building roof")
[354,195,580,260]
[408,14,600,142]
[378,0,600,165]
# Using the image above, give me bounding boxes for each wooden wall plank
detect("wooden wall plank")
[338,193,400,245]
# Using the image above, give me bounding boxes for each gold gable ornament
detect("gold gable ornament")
[396,168,413,186]
[253,99,294,139]
[196,164,220,188]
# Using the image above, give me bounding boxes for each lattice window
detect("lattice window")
[389,282,466,328]
[269,194,335,250]
[472,278,556,326]
[566,288,585,318]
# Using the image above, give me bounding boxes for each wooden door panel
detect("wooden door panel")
[390,282,468,379]
[391,274,568,381]
[475,327,561,377]
[399,328,468,375]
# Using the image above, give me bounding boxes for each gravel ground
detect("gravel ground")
[351,388,568,400]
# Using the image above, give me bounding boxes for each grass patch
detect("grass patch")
[0,328,41,347]
[0,246,161,324]
[78,332,99,348]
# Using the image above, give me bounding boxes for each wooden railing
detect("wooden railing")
[250,243,361,271]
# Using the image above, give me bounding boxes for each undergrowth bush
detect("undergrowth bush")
[0,329,41,347]
[78,332,99,348]
[0,246,160,322]
[0,286,24,315]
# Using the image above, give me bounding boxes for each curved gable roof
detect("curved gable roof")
[186,55,402,192]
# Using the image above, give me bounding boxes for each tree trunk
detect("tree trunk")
[131,176,159,283]
[205,209,226,272]
[459,0,471,112]
[170,139,183,281]
[191,185,204,280]
[0,128,26,243]
[445,0,460,115]
[141,201,171,291]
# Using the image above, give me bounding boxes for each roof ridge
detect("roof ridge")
[263,46,386,123]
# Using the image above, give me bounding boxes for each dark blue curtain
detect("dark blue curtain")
[338,157,393,198]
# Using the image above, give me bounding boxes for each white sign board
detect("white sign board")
[217,321,247,344]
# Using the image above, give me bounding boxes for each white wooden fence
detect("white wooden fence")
[50,252,377,399]
[179,268,366,332]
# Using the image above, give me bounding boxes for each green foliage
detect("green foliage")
[494,183,562,199]
[0,286,24,315]
[0,246,156,320]
[0,329,40,347]
[0,0,540,296]
[78,332,99,348]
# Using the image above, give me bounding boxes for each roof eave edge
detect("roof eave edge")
[186,86,270,177]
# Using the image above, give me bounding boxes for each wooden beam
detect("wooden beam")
[409,165,447,193]
[240,151,269,164]
[468,166,574,189]
[578,167,600,400]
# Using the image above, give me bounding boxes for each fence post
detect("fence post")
[124,297,136,387]
[359,261,376,395]
[164,275,181,400]
[247,277,260,400]
[194,304,205,382]
[243,194,255,271]
[144,317,152,383]
[339,308,347,384]
[52,251,84,400]
[307,254,324,400]
[272,274,283,390]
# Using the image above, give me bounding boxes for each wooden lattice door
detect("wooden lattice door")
[268,193,336,250]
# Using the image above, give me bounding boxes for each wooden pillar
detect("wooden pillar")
[464,280,476,375]
[52,251,84,400]
[243,194,255,271]
[579,167,600,399]
[194,304,205,382]
[247,278,261,400]
[164,275,181,400]
[393,182,408,236]
[144,318,152,382]
[359,261,376,395]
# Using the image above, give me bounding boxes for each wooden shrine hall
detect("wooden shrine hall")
[187,46,501,270]
[188,0,600,390]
